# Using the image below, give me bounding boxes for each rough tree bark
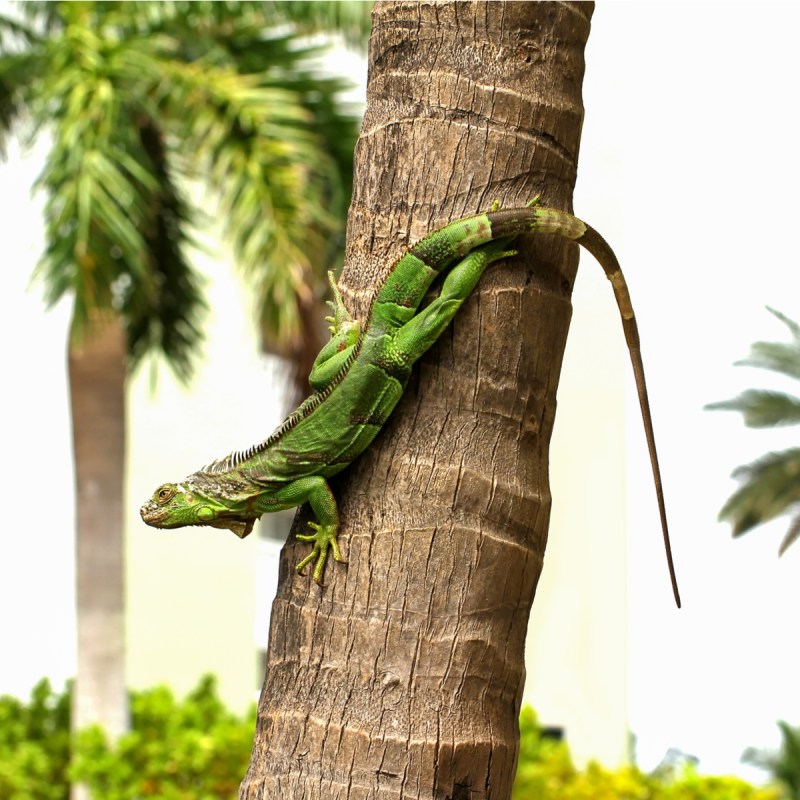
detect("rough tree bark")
[242,2,593,798]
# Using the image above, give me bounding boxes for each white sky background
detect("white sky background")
[1,0,800,780]
[579,2,800,777]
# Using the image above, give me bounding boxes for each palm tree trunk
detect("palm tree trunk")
[242,2,593,798]
[69,311,128,786]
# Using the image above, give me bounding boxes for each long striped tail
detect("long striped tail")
[495,205,682,607]
[378,204,680,606]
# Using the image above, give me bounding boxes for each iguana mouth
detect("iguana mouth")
[140,503,171,526]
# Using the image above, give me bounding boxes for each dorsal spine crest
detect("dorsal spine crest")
[202,341,364,475]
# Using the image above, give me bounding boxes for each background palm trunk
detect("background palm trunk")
[243,3,593,798]
[69,312,128,782]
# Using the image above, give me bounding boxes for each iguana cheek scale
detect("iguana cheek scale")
[141,200,681,607]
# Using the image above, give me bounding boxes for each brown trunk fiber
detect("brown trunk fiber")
[243,3,593,798]
[70,312,128,752]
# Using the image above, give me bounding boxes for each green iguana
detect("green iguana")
[141,200,681,607]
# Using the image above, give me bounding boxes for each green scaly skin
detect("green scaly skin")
[140,199,681,606]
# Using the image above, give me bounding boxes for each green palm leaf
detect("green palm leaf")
[706,389,800,428]
[719,448,800,536]
[744,721,800,799]
[2,0,361,380]
[709,309,800,553]
[779,515,800,556]
[271,1,373,49]
[736,307,800,380]
[0,48,41,155]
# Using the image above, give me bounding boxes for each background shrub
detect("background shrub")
[0,676,254,800]
[512,705,782,800]
[0,679,71,800]
[0,682,785,799]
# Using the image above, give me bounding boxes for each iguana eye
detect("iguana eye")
[156,486,175,504]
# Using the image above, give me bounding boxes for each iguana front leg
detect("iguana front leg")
[293,244,518,583]
[263,475,343,583]
[308,271,361,392]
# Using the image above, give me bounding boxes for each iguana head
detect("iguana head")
[140,481,256,538]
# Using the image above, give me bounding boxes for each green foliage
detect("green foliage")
[512,706,781,800]
[0,679,71,800]
[0,676,254,800]
[71,675,255,800]
[707,308,800,554]
[744,720,800,800]
[513,706,575,796]
[1,685,782,800]
[0,1,362,379]
[271,1,373,50]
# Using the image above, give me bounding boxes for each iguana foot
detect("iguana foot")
[295,521,345,584]
[324,270,355,335]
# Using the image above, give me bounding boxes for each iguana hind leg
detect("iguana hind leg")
[393,238,518,361]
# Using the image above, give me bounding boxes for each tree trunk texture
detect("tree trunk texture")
[70,312,128,781]
[242,3,593,798]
